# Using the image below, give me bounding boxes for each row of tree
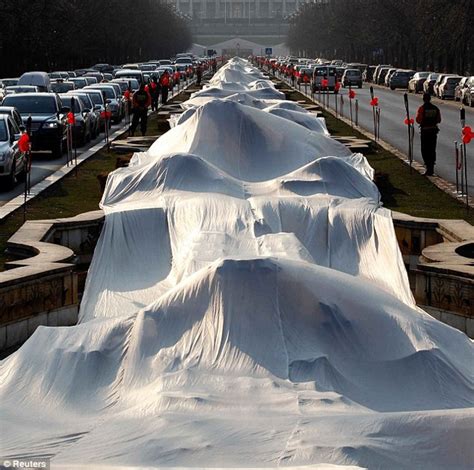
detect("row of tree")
[0,0,192,77]
[287,0,473,75]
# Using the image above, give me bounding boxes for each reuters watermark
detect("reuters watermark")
[1,459,50,469]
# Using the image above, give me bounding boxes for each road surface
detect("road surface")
[296,81,474,195]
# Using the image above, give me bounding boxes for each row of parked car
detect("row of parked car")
[258,56,474,106]
[364,65,474,105]
[0,54,214,189]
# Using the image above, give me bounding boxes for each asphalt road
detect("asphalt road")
[298,81,474,195]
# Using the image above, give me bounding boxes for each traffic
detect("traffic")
[0,55,218,196]
[255,55,473,195]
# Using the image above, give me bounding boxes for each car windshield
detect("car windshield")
[86,93,103,105]
[396,72,411,77]
[76,94,93,108]
[3,95,57,114]
[93,87,115,99]
[71,78,87,87]
[51,82,74,93]
[347,70,360,76]
[0,120,7,141]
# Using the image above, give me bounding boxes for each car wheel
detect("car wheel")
[51,140,63,159]
[390,86,395,90]
[5,163,16,190]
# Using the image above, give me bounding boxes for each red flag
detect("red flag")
[334,82,341,92]
[349,89,356,99]
[67,111,76,125]
[404,118,414,125]
[462,126,473,144]
[124,90,131,100]
[18,133,30,153]
[370,97,379,107]
[101,111,112,119]
[321,78,329,88]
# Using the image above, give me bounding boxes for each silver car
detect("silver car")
[0,114,26,189]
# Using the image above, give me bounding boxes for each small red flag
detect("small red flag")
[404,118,414,125]
[18,133,30,153]
[67,112,76,125]
[370,97,379,107]
[462,126,473,144]
[101,111,112,119]
[349,89,356,99]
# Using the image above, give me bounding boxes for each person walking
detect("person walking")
[130,83,151,136]
[196,64,203,86]
[416,93,441,176]
[160,70,171,105]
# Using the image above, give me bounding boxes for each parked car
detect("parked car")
[80,89,107,131]
[408,72,430,93]
[454,77,470,102]
[83,76,99,86]
[84,72,104,83]
[433,74,450,97]
[0,106,24,129]
[67,91,101,139]
[112,78,140,92]
[69,77,88,89]
[0,114,26,189]
[388,69,415,90]
[342,69,362,88]
[363,65,376,82]
[376,67,392,85]
[49,72,69,80]
[463,76,474,107]
[438,76,462,100]
[115,69,145,84]
[84,85,122,123]
[423,73,439,95]
[2,93,68,158]
[18,71,51,92]
[312,65,337,91]
[59,95,92,145]
[51,80,76,93]
[373,65,392,84]
[0,78,19,88]
[4,85,40,96]
[384,68,398,87]
[92,63,114,73]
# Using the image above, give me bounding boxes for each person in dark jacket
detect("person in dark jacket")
[416,93,442,176]
[130,83,151,136]
[196,65,203,86]
[159,71,171,105]
[149,77,160,112]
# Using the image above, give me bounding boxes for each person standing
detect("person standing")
[160,70,170,105]
[416,93,441,176]
[150,77,159,112]
[196,64,203,86]
[130,83,151,136]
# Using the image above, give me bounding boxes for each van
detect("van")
[312,66,337,92]
[18,71,51,92]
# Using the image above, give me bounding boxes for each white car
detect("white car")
[0,114,26,189]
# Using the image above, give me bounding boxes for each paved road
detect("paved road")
[297,81,474,195]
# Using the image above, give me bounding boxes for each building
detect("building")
[165,0,326,51]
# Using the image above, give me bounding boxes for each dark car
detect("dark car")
[342,69,362,88]
[60,95,92,145]
[51,80,76,94]
[408,72,430,93]
[0,114,26,189]
[388,70,415,90]
[2,93,68,158]
[363,65,376,82]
